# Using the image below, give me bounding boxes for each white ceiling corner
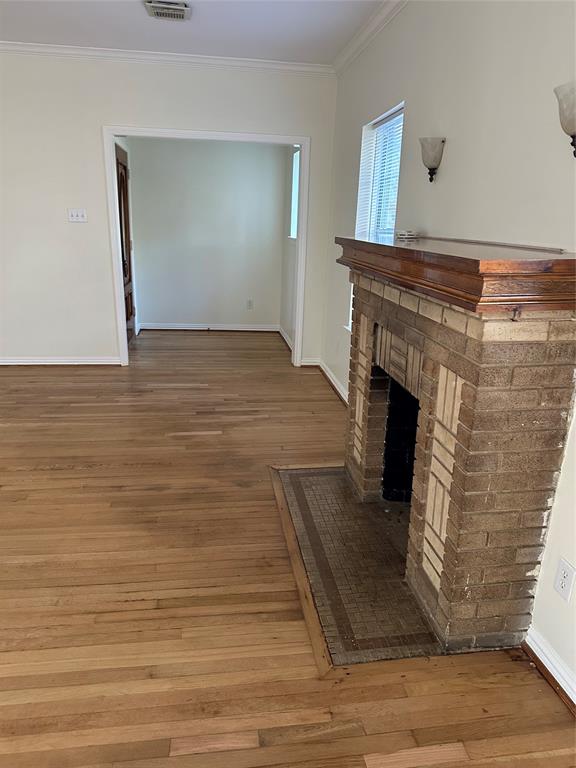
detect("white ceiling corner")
[0,1,407,75]
[333,0,408,73]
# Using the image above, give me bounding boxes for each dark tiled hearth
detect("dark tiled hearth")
[279,467,442,665]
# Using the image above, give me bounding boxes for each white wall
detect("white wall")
[322,0,576,392]
[528,414,576,700]
[0,53,336,360]
[127,138,286,329]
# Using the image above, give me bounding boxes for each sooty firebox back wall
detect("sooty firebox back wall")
[381,373,419,503]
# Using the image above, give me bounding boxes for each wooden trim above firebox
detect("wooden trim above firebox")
[335,237,576,313]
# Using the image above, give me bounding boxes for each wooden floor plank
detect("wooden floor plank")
[258,720,366,747]
[170,731,260,756]
[0,331,571,768]
[364,742,469,768]
[464,727,576,760]
[109,731,417,768]
[0,708,331,754]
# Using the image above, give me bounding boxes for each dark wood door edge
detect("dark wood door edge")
[115,143,128,165]
[521,641,576,717]
[269,467,334,678]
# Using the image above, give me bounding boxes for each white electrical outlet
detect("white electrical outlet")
[247,299,254,310]
[67,208,88,223]
[554,558,575,602]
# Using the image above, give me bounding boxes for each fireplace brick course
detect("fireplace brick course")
[345,268,575,651]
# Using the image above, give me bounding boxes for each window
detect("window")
[355,105,404,241]
[347,105,404,330]
[289,146,300,239]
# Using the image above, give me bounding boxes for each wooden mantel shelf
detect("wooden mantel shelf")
[336,236,576,313]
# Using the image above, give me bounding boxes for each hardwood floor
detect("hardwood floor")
[0,331,573,768]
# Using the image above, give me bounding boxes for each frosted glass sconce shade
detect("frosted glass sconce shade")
[419,137,446,181]
[554,81,576,157]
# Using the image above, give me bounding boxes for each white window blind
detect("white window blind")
[355,107,404,241]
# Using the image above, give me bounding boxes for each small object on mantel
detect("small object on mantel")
[395,230,421,241]
[336,235,576,313]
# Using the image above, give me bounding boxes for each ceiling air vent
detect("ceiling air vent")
[144,1,191,21]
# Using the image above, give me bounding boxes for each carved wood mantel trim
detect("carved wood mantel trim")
[336,237,576,313]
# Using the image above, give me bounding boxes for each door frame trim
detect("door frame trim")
[103,125,311,367]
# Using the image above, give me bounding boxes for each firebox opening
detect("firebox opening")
[382,376,419,503]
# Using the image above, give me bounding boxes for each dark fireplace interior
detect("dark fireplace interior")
[382,375,419,503]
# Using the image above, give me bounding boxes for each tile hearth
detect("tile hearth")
[279,467,442,664]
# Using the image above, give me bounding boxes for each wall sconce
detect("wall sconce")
[419,137,446,182]
[554,81,576,157]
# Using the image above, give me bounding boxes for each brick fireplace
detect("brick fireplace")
[337,236,575,651]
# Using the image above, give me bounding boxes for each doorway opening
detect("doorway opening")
[104,127,310,367]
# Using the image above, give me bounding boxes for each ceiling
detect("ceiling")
[0,0,385,65]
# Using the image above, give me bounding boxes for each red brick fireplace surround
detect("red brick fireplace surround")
[337,236,576,651]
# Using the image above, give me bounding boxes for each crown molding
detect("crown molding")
[0,40,336,77]
[333,0,408,73]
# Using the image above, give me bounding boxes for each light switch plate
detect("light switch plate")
[68,208,88,223]
[554,558,575,602]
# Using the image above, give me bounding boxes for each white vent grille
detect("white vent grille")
[144,1,191,21]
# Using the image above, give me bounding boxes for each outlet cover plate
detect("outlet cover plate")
[68,208,88,223]
[554,558,575,602]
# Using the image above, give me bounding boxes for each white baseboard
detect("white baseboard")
[0,357,121,366]
[139,323,281,332]
[301,357,348,403]
[278,326,293,351]
[525,626,576,706]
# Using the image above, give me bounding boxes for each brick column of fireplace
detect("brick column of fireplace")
[339,238,575,651]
